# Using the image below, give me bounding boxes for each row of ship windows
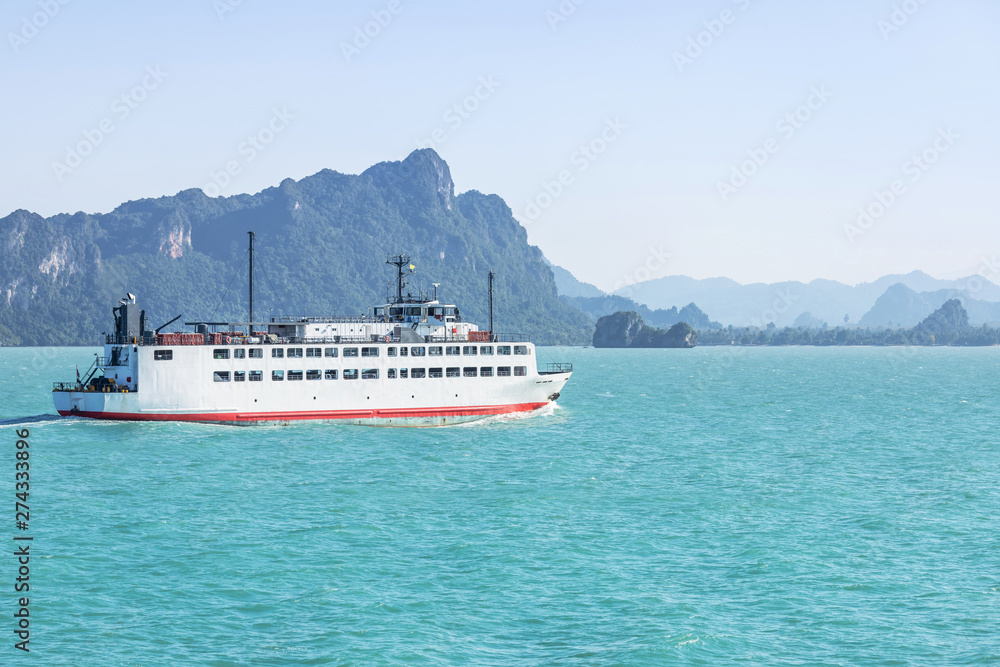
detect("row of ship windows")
[154,345,530,362]
[212,367,529,382]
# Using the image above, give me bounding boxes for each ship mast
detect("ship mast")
[386,254,412,304]
[248,231,255,331]
[488,270,495,338]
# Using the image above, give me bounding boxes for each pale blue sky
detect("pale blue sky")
[2,0,998,290]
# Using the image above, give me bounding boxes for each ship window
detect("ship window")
[213,371,231,382]
[306,347,322,358]
[249,371,263,382]
[213,349,230,360]
[324,347,338,358]
[400,347,408,357]
[343,347,359,358]
[154,350,173,361]
[410,368,425,379]
[234,371,246,382]
[429,367,443,378]
[446,346,460,356]
[445,307,456,316]
[446,367,460,377]
[249,348,263,358]
[428,346,443,356]
[287,370,303,381]
[387,368,397,379]
[325,369,338,380]
[387,347,397,357]
[343,369,359,380]
[463,346,477,356]
[306,370,321,380]
[272,370,284,381]
[497,346,511,355]
[234,348,246,359]
[514,346,528,355]
[272,348,284,359]
[514,366,527,376]
[498,366,512,377]
[399,368,409,379]
[480,346,494,356]
[410,347,425,357]
[390,307,403,318]
[480,367,494,377]
[287,348,303,359]
[362,368,379,379]
[463,367,477,377]
[405,306,421,317]
[362,347,379,357]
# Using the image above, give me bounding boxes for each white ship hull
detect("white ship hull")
[54,341,570,426]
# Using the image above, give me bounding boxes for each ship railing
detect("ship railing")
[422,332,528,343]
[540,362,573,375]
[493,333,529,342]
[106,334,153,345]
[52,382,82,392]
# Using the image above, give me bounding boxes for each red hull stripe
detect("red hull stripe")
[56,402,549,422]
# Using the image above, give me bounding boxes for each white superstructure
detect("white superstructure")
[52,249,572,426]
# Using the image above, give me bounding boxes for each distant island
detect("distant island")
[697,299,1000,346]
[592,300,1000,348]
[593,312,697,348]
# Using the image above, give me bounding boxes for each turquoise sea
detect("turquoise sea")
[2,345,999,665]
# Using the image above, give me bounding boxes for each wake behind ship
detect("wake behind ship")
[52,240,572,426]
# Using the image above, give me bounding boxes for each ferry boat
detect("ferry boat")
[52,235,572,426]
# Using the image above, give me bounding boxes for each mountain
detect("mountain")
[0,150,593,346]
[546,265,723,330]
[547,262,605,299]
[917,299,969,334]
[560,294,721,331]
[592,311,697,348]
[618,272,1000,328]
[697,299,996,346]
[859,283,1000,328]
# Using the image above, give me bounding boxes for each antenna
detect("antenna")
[432,283,440,301]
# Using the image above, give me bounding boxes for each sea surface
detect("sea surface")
[2,345,999,666]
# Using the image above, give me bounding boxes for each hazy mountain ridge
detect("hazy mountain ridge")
[614,272,1000,328]
[859,283,1000,328]
[0,150,592,346]
[548,261,722,330]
